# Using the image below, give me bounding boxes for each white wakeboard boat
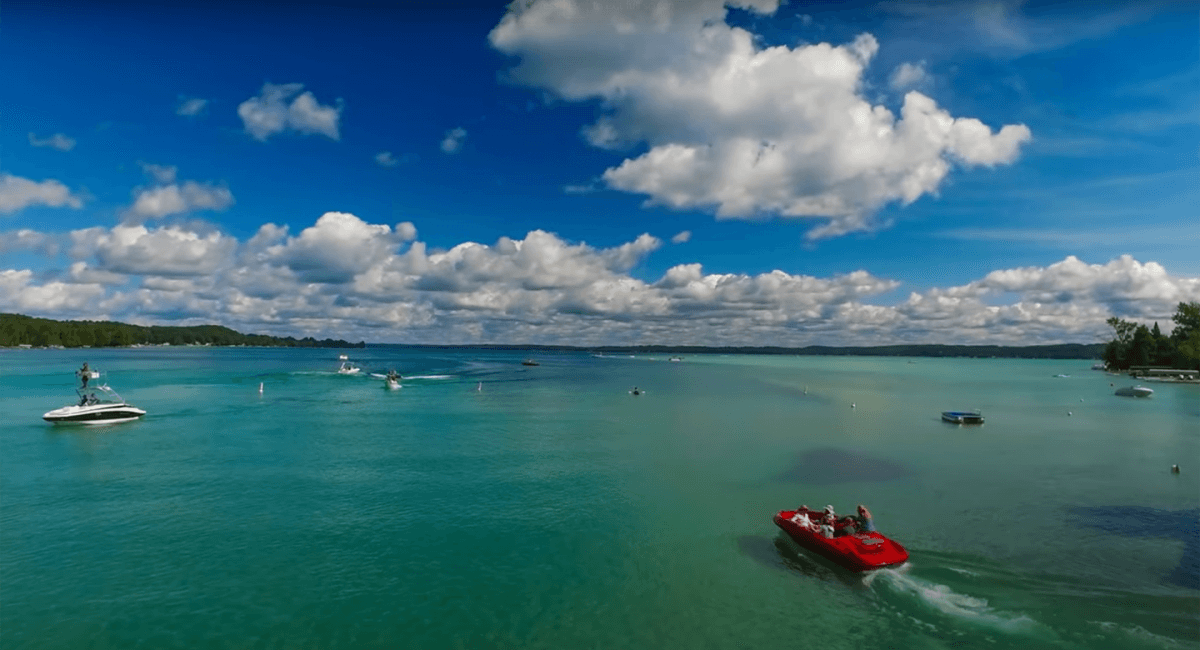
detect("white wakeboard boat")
[43,371,145,425]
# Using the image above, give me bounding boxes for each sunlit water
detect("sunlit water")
[2,348,1197,649]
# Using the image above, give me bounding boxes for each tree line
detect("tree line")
[1103,301,1200,371]
[0,313,364,349]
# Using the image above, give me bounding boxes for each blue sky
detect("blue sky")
[2,0,1197,345]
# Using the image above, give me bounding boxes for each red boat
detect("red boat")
[773,508,908,572]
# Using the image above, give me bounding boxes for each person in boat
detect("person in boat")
[789,509,817,531]
[79,362,90,387]
[855,505,875,532]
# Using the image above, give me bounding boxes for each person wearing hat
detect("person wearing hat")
[850,505,875,532]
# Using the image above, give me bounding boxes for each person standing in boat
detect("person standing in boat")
[79,362,90,388]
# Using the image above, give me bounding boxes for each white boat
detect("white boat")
[668,357,682,362]
[338,354,349,360]
[1114,385,1153,398]
[337,361,361,375]
[384,371,401,390]
[1091,363,1106,371]
[43,371,145,425]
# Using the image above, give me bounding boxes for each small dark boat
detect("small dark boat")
[942,411,984,424]
[521,359,539,366]
[773,508,908,572]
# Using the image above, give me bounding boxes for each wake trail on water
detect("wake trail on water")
[865,564,1044,636]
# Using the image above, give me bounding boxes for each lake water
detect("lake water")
[2,347,1197,649]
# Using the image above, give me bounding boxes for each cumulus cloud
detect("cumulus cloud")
[9,211,1197,345]
[264,212,413,284]
[490,0,1031,239]
[889,61,929,90]
[375,151,398,167]
[176,97,208,116]
[88,224,238,277]
[671,230,691,244]
[0,229,61,256]
[28,132,76,151]
[126,180,234,220]
[0,174,84,214]
[238,83,342,141]
[441,127,467,153]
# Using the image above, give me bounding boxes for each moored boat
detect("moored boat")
[942,411,984,424]
[773,508,908,572]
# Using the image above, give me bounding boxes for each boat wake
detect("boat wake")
[865,565,1040,635]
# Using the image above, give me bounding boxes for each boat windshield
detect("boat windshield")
[75,385,126,405]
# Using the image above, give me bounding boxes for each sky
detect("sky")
[2,0,1197,346]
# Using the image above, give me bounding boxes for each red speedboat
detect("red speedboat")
[773,508,908,572]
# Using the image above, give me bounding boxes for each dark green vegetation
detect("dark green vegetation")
[381,342,1106,359]
[0,314,364,349]
[1103,301,1200,371]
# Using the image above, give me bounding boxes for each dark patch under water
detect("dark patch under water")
[776,447,910,485]
[1070,505,1200,590]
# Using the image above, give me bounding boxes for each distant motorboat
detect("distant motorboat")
[668,357,682,362]
[338,354,349,361]
[337,361,361,375]
[521,359,540,366]
[1114,385,1153,398]
[942,411,984,425]
[1091,363,1106,371]
[384,371,401,390]
[1053,374,1070,378]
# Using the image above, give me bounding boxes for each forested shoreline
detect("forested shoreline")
[1102,301,1200,370]
[0,314,364,349]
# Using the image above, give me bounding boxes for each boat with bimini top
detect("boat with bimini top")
[43,368,146,425]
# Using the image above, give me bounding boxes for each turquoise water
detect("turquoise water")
[2,348,1197,649]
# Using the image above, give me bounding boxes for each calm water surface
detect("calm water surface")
[2,348,1197,649]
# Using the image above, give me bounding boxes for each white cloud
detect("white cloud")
[90,224,238,277]
[126,180,234,220]
[0,174,83,214]
[0,229,61,255]
[265,211,409,284]
[238,83,342,141]
[490,0,1031,239]
[176,97,209,116]
[441,127,467,153]
[28,132,76,151]
[0,269,107,313]
[9,211,1198,345]
[140,163,177,184]
[375,152,398,167]
[671,230,691,244]
[889,61,929,90]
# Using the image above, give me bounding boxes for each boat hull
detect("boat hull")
[773,510,908,572]
[942,411,984,424]
[43,404,146,425]
[1114,386,1153,397]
